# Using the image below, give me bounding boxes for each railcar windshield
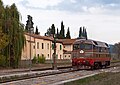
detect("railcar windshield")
[80,44,84,49]
[73,43,92,50]
[73,44,79,50]
[85,44,92,50]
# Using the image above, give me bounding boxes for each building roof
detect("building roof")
[25,33,63,43]
[59,39,77,45]
[63,51,72,54]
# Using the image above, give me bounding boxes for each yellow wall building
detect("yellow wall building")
[22,33,63,60]
[59,39,76,59]
[21,33,77,62]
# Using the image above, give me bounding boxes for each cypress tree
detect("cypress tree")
[35,26,39,35]
[56,28,59,39]
[85,28,88,40]
[25,15,34,33]
[66,27,71,39]
[82,26,85,38]
[79,27,82,38]
[60,21,65,39]
[51,24,55,35]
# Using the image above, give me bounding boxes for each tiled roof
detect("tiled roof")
[63,51,72,54]
[59,39,77,45]
[25,33,63,43]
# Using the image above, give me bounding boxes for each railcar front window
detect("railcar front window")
[73,44,79,50]
[80,44,84,49]
[85,44,92,50]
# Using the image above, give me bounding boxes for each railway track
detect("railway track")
[0,61,119,75]
[1,63,120,85]
[0,61,120,84]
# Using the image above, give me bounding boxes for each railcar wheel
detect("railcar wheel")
[90,66,94,70]
[94,63,100,69]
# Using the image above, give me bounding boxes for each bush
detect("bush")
[32,55,46,64]
[32,56,37,64]
[37,55,45,64]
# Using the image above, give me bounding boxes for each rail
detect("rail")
[0,61,120,83]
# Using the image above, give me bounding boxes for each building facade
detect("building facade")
[22,33,63,60]
[59,39,76,59]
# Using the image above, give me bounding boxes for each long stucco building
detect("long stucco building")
[21,33,77,64]
[22,33,63,61]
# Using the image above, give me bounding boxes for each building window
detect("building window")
[47,43,49,49]
[42,54,44,56]
[42,43,44,49]
[60,45,62,50]
[37,42,39,49]
[48,54,49,58]
[52,43,54,50]
[60,55,61,59]
[37,54,39,57]
[33,45,35,49]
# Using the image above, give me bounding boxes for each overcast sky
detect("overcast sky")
[2,0,120,44]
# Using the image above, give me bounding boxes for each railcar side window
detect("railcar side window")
[99,47,101,52]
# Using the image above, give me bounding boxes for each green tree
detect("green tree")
[113,43,120,59]
[66,27,71,39]
[0,2,26,68]
[82,26,85,38]
[35,26,39,35]
[0,0,4,20]
[78,26,88,39]
[8,4,25,68]
[79,27,82,38]
[25,15,34,33]
[56,28,59,39]
[0,27,9,51]
[45,27,51,36]
[51,24,55,35]
[45,24,55,36]
[0,27,9,67]
[84,28,88,39]
[60,21,65,39]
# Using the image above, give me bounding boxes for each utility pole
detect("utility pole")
[53,34,57,70]
[26,15,34,72]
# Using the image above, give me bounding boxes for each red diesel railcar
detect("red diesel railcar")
[72,39,111,69]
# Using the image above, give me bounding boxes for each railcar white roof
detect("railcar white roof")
[74,39,109,48]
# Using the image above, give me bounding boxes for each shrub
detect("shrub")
[32,55,37,64]
[37,55,45,64]
[32,55,46,64]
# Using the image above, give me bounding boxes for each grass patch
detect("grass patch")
[65,72,120,85]
[111,60,120,63]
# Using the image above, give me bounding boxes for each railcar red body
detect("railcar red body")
[72,39,111,69]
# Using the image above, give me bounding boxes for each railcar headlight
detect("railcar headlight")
[80,50,84,53]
